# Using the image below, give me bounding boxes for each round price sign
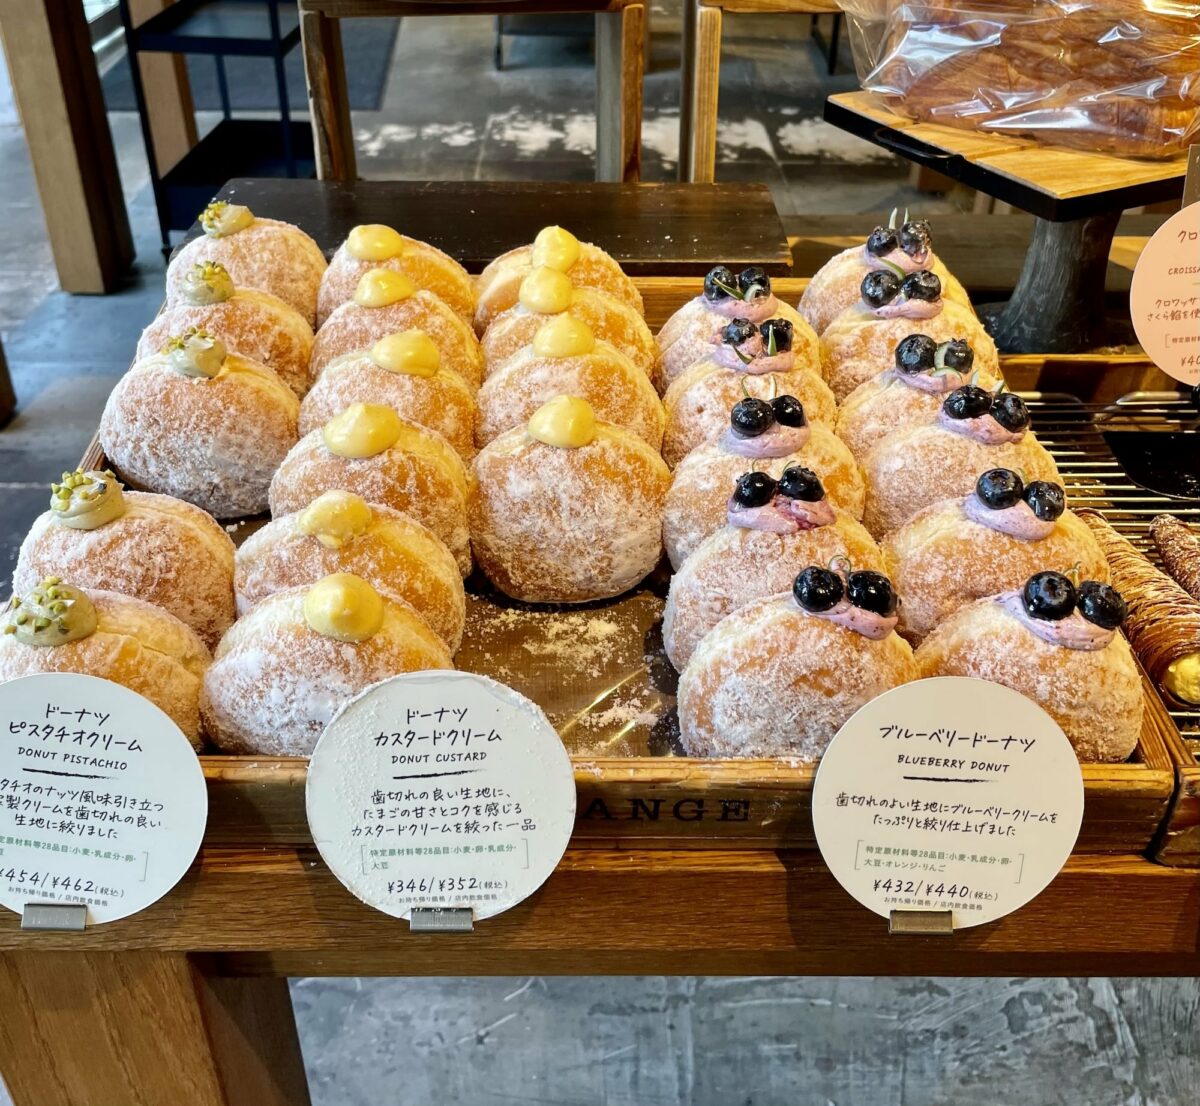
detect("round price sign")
[1131,202,1200,386]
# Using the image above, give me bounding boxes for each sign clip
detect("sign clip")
[888,909,953,936]
[21,903,87,932]
[409,907,474,933]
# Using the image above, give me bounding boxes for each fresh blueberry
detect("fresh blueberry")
[704,265,738,302]
[990,392,1030,432]
[902,270,942,302]
[721,317,757,347]
[942,385,992,420]
[730,397,774,438]
[737,266,771,300]
[1022,571,1077,621]
[866,226,899,256]
[1077,580,1127,630]
[732,470,776,508]
[899,220,932,257]
[847,570,899,617]
[894,334,938,373]
[1023,481,1065,522]
[976,468,1024,510]
[937,339,974,371]
[793,566,845,613]
[771,395,807,428]
[777,465,824,501]
[760,318,793,353]
[861,269,902,308]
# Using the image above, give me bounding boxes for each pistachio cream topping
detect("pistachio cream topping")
[518,267,574,315]
[162,328,227,379]
[370,331,440,377]
[322,402,404,459]
[531,225,581,273]
[296,491,375,549]
[1164,655,1200,704]
[532,314,595,358]
[50,470,126,530]
[354,268,417,308]
[347,224,406,263]
[200,200,254,238]
[302,572,385,642]
[527,395,596,448]
[180,261,235,306]
[4,578,97,647]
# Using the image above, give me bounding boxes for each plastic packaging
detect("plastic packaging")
[843,1,1200,159]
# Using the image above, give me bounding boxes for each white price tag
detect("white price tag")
[1130,199,1200,386]
[306,671,575,922]
[0,673,207,925]
[812,677,1083,930]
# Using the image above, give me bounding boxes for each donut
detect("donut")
[663,466,883,669]
[137,261,313,399]
[14,470,235,649]
[480,267,657,379]
[166,201,326,326]
[317,224,475,327]
[300,331,477,461]
[915,572,1142,762]
[235,491,466,654]
[269,403,472,576]
[657,266,819,393]
[798,217,973,334]
[201,573,452,756]
[477,315,664,450]
[310,269,483,391]
[474,225,643,334]
[100,332,300,519]
[0,579,209,747]
[469,396,671,603]
[677,566,916,759]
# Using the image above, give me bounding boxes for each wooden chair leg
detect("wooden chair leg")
[686,3,722,183]
[300,10,357,182]
[595,5,645,182]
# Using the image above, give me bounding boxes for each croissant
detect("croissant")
[1152,515,1200,603]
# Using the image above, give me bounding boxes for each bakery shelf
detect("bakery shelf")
[132,0,301,56]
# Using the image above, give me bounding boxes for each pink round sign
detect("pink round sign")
[1131,203,1200,386]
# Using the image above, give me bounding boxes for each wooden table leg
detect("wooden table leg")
[683,2,721,183]
[0,339,14,429]
[300,9,357,182]
[595,5,645,182]
[0,952,310,1106]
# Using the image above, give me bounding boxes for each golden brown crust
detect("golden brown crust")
[1151,515,1200,603]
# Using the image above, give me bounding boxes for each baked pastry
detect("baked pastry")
[861,385,1060,536]
[798,215,972,335]
[310,269,483,391]
[269,403,472,576]
[835,334,1001,459]
[663,466,883,669]
[677,565,916,758]
[480,267,657,379]
[663,396,865,569]
[317,223,475,327]
[100,332,300,518]
[469,396,670,602]
[661,316,837,466]
[201,573,452,756]
[166,200,326,326]
[477,315,664,450]
[657,266,819,393]
[235,490,465,654]
[475,225,643,334]
[300,330,477,461]
[137,261,314,399]
[821,269,999,401]
[14,470,236,649]
[1152,515,1200,602]
[0,579,209,747]
[883,469,1107,643]
[915,571,1142,762]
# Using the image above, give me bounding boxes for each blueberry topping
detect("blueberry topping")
[721,317,757,348]
[866,226,899,256]
[894,333,938,374]
[737,266,770,300]
[976,468,1024,510]
[847,570,898,617]
[793,566,845,613]
[1023,480,1065,522]
[899,220,932,257]
[1022,571,1076,621]
[1077,580,1127,630]
[777,465,824,502]
[942,385,992,420]
[730,397,774,438]
[704,265,737,302]
[990,392,1030,433]
[771,394,807,428]
[732,470,776,508]
[902,270,942,302]
[760,318,793,354]
[937,339,974,371]
[861,269,902,308]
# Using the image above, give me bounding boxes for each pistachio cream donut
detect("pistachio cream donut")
[820,269,999,402]
[477,315,664,450]
[798,217,972,335]
[882,470,1108,643]
[474,225,643,334]
[201,573,453,756]
[677,566,916,759]
[480,268,657,379]
[862,386,1060,538]
[166,201,326,326]
[663,466,883,670]
[269,403,472,576]
[300,331,477,461]
[657,267,819,394]
[138,261,314,399]
[0,580,209,747]
[317,224,475,328]
[661,317,837,467]
[100,332,300,519]
[310,269,483,391]
[14,470,236,649]
[915,572,1141,762]
[663,397,865,570]
[469,396,671,603]
[235,491,466,654]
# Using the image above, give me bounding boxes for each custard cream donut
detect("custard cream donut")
[469,396,671,603]
[14,470,235,650]
[0,580,209,747]
[167,201,327,326]
[201,573,453,756]
[915,572,1141,762]
[310,269,483,391]
[269,403,472,576]
[663,466,882,670]
[475,225,643,335]
[138,261,314,399]
[677,566,916,759]
[100,332,300,519]
[480,268,657,379]
[300,331,477,461]
[318,224,475,327]
[477,315,664,450]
